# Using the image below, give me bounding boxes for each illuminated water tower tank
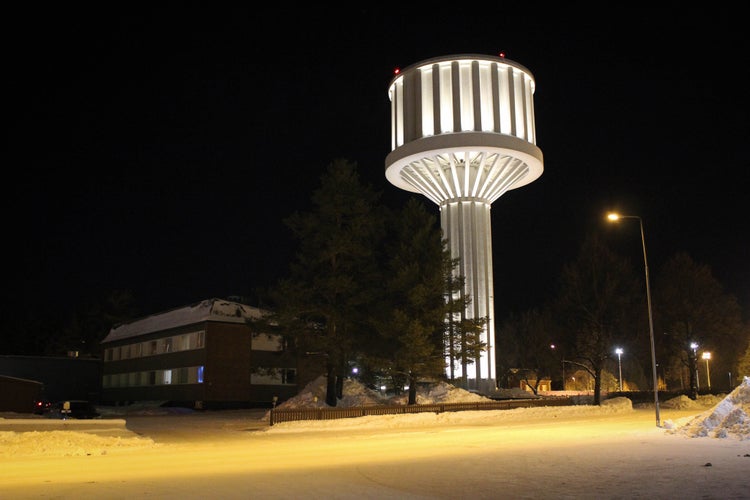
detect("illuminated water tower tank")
[385,54,544,392]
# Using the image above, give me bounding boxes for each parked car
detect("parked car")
[48,400,101,419]
[32,399,53,415]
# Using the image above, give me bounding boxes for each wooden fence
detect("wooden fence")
[269,397,573,425]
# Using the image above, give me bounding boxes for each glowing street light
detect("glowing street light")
[607,212,660,427]
[702,351,712,390]
[615,348,624,391]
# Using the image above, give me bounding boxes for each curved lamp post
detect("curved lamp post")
[607,213,661,427]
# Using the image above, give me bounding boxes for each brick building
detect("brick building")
[100,298,320,408]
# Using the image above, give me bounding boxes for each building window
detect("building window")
[251,333,284,351]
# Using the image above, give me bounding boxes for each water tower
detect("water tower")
[385,54,543,392]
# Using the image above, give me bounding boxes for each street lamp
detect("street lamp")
[691,342,700,391]
[615,347,624,392]
[551,344,566,391]
[607,212,660,427]
[702,351,711,390]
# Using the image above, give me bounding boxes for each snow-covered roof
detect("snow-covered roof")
[101,298,267,344]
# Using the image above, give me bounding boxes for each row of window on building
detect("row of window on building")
[102,366,298,389]
[104,331,206,362]
[103,331,285,363]
[103,365,205,388]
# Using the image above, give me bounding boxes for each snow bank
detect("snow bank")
[667,376,750,440]
[276,375,494,410]
[0,430,155,458]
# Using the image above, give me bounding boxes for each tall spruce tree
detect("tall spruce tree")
[373,199,448,405]
[263,159,384,406]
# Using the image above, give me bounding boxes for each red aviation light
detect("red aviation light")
[498,51,506,58]
[394,67,401,75]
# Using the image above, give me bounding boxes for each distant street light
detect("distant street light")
[607,212,660,427]
[702,351,712,390]
[615,348,624,391]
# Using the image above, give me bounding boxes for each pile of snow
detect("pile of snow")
[274,375,493,411]
[660,393,726,410]
[277,376,386,409]
[666,376,750,440]
[98,402,193,417]
[392,381,494,405]
[0,430,155,458]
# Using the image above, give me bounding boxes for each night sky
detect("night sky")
[5,5,748,323]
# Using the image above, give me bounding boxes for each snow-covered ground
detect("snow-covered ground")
[1,377,748,499]
[1,377,748,456]
[262,375,748,437]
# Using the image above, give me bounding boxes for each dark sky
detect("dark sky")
[5,5,748,322]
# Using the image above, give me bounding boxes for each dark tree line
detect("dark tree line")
[654,253,747,395]
[2,290,137,358]
[497,232,749,404]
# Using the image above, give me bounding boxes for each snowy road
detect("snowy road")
[2,406,748,499]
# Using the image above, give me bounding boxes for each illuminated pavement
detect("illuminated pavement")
[2,408,748,499]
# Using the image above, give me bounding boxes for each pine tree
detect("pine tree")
[373,199,448,405]
[261,159,384,406]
